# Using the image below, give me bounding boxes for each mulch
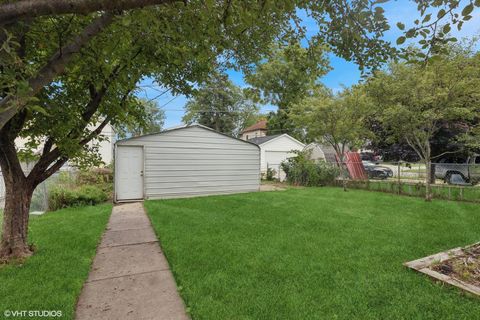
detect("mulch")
[431,243,480,287]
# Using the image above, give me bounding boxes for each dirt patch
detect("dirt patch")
[260,184,287,192]
[260,182,305,191]
[431,244,480,287]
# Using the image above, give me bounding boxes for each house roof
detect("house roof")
[242,120,267,133]
[247,134,282,145]
[248,134,306,148]
[115,124,259,148]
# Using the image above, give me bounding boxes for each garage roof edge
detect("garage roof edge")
[254,133,305,148]
[115,124,260,149]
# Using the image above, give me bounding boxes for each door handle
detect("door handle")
[140,170,144,176]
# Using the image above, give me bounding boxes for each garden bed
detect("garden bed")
[405,242,480,297]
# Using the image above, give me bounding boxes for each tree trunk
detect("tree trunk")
[425,160,432,202]
[0,176,34,261]
[340,154,348,192]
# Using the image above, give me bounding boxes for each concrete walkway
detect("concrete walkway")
[76,202,189,320]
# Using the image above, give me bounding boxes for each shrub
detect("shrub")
[281,150,340,187]
[48,185,108,211]
[77,168,113,185]
[265,167,277,181]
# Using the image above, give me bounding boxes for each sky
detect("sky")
[136,1,480,128]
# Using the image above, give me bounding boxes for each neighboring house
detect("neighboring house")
[240,119,267,141]
[114,124,260,201]
[13,122,116,168]
[94,123,116,166]
[1,123,115,209]
[248,134,305,181]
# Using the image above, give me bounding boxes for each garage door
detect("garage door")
[265,151,292,181]
[116,146,144,201]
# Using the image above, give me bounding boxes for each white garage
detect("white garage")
[248,134,305,181]
[114,125,260,201]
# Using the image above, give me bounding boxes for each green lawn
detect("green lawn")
[146,188,480,320]
[0,204,111,319]
[346,180,480,203]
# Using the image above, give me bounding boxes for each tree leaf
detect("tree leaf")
[462,4,474,16]
[443,24,451,34]
[396,36,406,45]
[437,9,446,19]
[29,105,50,116]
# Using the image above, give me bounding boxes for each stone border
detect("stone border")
[404,242,480,297]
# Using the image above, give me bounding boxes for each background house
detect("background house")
[248,134,305,181]
[13,123,115,168]
[93,123,116,166]
[240,120,267,140]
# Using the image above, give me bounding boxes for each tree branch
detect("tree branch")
[79,116,112,146]
[37,157,68,183]
[27,50,140,185]
[0,0,178,26]
[431,149,462,160]
[0,12,115,131]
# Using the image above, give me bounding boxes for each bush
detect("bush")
[77,168,113,185]
[48,185,108,211]
[281,150,340,187]
[265,167,277,181]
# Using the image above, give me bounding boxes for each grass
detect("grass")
[344,179,480,203]
[0,204,111,319]
[146,188,480,320]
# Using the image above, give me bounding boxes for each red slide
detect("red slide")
[344,152,367,180]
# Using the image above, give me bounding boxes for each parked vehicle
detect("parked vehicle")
[360,152,382,164]
[434,154,480,185]
[362,161,393,180]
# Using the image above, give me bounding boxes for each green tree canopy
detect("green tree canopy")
[290,86,373,157]
[289,86,373,190]
[115,98,165,138]
[245,42,330,138]
[365,43,480,200]
[183,73,259,137]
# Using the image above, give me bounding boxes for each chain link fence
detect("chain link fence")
[0,168,78,214]
[336,161,480,202]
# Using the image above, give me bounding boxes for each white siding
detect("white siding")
[116,126,260,200]
[94,123,115,166]
[259,135,305,181]
[15,122,115,167]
